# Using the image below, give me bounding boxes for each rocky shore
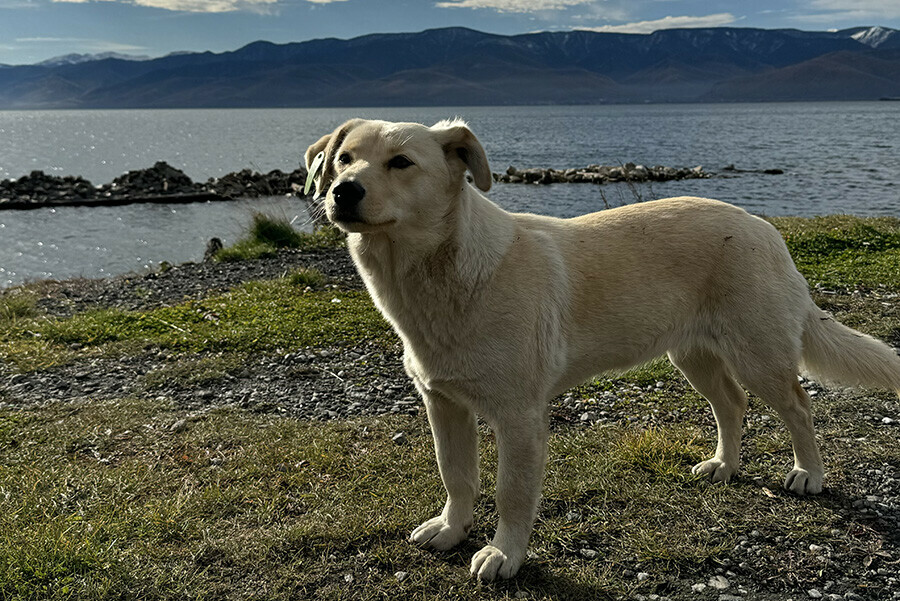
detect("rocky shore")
[0,161,783,211]
[495,163,711,184]
[0,161,311,210]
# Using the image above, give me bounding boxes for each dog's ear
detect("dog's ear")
[432,119,492,192]
[305,119,364,197]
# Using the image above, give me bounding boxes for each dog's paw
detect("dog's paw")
[691,457,738,483]
[470,544,524,581]
[410,515,470,551]
[784,468,823,495]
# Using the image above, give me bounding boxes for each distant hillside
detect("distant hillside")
[0,26,898,108]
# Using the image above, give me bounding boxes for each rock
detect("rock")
[1,163,311,210]
[808,589,822,599]
[637,572,650,581]
[204,238,223,262]
[709,575,730,590]
[691,584,707,593]
[492,163,711,186]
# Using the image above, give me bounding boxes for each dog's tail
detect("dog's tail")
[801,305,900,393]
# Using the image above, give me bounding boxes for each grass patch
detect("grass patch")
[0,277,394,370]
[140,353,246,390]
[1,397,895,600]
[770,215,900,289]
[288,267,327,289]
[0,291,37,323]
[215,215,344,262]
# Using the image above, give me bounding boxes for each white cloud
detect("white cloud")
[798,0,900,22]
[51,0,279,12]
[137,0,277,11]
[0,0,41,7]
[577,12,738,33]
[436,0,594,13]
[15,36,147,52]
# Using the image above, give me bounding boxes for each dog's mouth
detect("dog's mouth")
[329,213,397,233]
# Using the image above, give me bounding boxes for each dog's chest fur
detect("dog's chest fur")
[350,239,479,370]
[345,213,520,404]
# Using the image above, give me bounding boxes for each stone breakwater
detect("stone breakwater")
[1,161,781,210]
[494,163,710,185]
[0,161,310,210]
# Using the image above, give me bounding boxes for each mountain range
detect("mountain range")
[1,26,898,108]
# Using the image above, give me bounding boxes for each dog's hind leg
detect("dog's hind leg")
[738,369,824,495]
[410,391,479,551]
[470,410,549,581]
[669,348,748,483]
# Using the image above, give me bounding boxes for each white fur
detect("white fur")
[305,119,900,581]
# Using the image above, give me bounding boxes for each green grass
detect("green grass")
[0,277,394,371]
[0,291,37,323]
[214,215,344,262]
[769,215,900,289]
[288,267,327,289]
[1,397,895,600]
[140,353,247,390]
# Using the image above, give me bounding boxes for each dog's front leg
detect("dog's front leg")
[471,414,548,581]
[410,391,479,551]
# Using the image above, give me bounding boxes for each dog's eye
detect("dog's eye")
[388,155,414,170]
[338,152,352,166]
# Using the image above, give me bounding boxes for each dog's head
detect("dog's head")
[304,118,491,234]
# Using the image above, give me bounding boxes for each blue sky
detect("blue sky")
[1,0,898,65]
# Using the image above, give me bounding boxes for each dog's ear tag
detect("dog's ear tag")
[304,151,325,196]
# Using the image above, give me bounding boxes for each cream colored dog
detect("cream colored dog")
[305,118,900,581]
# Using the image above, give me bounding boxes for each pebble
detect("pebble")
[808,590,822,599]
[636,572,650,582]
[709,575,730,590]
[580,548,598,559]
[691,584,707,593]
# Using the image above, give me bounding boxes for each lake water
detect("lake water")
[1,103,899,287]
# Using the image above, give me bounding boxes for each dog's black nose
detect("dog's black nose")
[332,180,366,208]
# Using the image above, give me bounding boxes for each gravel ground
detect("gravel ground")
[3,248,900,600]
[27,246,363,318]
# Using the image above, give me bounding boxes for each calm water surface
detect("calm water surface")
[1,103,898,287]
